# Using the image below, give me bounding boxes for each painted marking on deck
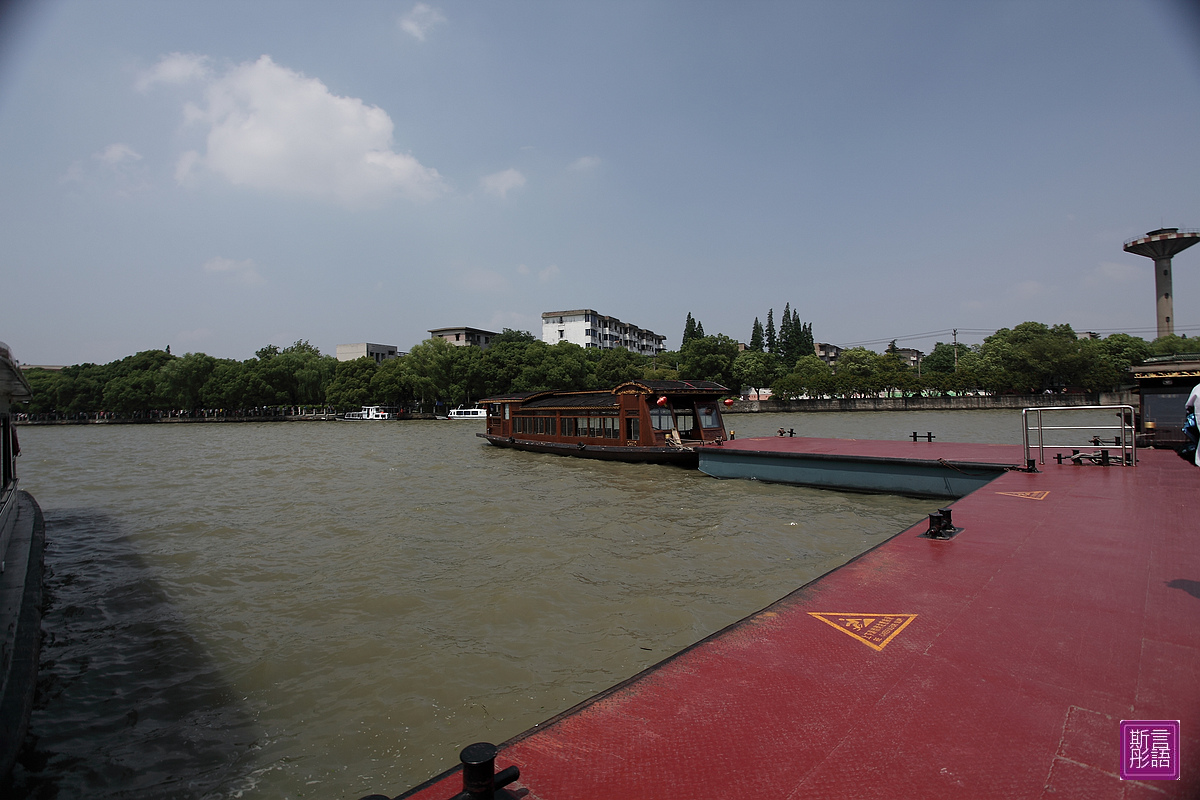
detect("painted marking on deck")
[996,490,1050,500]
[808,613,918,651]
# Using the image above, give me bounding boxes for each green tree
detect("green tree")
[832,347,881,397]
[512,341,594,392]
[160,352,218,410]
[778,303,794,364]
[978,322,1081,393]
[732,350,779,396]
[765,309,777,354]
[682,313,697,347]
[749,318,764,352]
[102,372,164,414]
[325,357,378,410]
[25,369,64,415]
[922,342,966,374]
[371,356,417,407]
[772,355,833,399]
[595,348,646,387]
[1098,333,1150,375]
[492,328,538,345]
[794,317,814,360]
[679,334,739,388]
[405,338,458,407]
[1149,334,1196,356]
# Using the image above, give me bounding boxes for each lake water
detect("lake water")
[10,410,1049,798]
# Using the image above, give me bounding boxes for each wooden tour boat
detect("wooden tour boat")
[477,379,731,466]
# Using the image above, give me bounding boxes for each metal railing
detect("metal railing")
[1022,405,1137,467]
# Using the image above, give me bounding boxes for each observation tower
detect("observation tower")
[1123,227,1200,339]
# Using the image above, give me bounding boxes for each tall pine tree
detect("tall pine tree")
[749,318,764,352]
[797,320,814,358]
[765,309,777,354]
[682,313,696,346]
[779,303,794,365]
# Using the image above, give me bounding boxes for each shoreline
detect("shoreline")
[14,391,1136,425]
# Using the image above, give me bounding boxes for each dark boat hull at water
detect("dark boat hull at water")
[476,432,703,466]
[476,379,730,466]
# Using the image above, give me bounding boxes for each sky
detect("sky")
[1,0,1199,367]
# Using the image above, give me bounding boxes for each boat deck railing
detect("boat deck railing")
[1022,405,1137,466]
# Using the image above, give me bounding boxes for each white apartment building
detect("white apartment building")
[336,343,401,363]
[541,309,666,355]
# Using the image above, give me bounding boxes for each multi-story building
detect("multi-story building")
[815,342,842,368]
[428,327,498,350]
[541,310,666,355]
[336,343,401,363]
[893,347,923,371]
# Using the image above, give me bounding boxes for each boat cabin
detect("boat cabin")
[482,380,729,448]
[1130,355,1200,447]
[0,342,31,568]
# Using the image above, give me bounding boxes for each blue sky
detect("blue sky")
[2,0,1198,366]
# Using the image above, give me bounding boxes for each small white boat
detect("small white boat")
[447,406,487,421]
[342,406,394,420]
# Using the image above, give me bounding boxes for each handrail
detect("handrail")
[1022,405,1136,466]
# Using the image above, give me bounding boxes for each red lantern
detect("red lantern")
[723,398,734,407]
[656,396,668,406]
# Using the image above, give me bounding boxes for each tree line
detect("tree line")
[20,321,1195,418]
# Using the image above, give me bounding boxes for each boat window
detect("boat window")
[603,417,619,439]
[674,409,695,434]
[697,404,721,428]
[626,418,640,441]
[504,404,510,420]
[649,407,674,431]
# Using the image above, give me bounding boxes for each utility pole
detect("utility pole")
[953,329,958,372]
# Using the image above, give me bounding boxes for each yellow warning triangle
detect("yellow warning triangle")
[995,491,1050,500]
[808,613,917,651]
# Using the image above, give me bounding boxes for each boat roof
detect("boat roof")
[0,341,32,403]
[615,379,728,395]
[479,380,729,410]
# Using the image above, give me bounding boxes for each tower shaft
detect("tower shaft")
[1122,228,1200,339]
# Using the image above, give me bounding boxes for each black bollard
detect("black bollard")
[455,743,520,800]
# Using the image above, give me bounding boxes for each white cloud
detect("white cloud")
[137,53,211,91]
[516,263,559,282]
[177,328,214,344]
[568,155,600,171]
[399,3,446,41]
[455,268,510,293]
[481,168,526,199]
[203,256,264,286]
[1017,278,1046,297]
[60,161,84,184]
[175,55,444,205]
[1085,261,1142,287]
[96,143,141,165]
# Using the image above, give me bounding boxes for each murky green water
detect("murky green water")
[11,411,1035,798]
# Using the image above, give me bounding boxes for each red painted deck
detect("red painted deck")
[400,445,1200,799]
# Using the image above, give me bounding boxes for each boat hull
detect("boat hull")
[477,433,698,466]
